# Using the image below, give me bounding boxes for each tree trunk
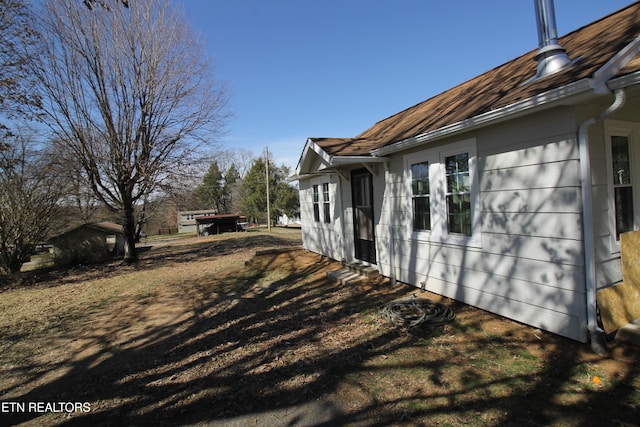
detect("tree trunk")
[134,202,146,243]
[122,195,138,263]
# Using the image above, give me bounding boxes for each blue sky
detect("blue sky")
[177,1,634,172]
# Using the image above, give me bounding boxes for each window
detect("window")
[411,161,431,231]
[611,135,633,239]
[311,181,331,223]
[405,139,480,246]
[445,153,471,236]
[312,184,320,222]
[605,120,640,251]
[322,182,331,223]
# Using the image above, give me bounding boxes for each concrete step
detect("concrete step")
[327,268,362,285]
[327,262,380,285]
[615,318,640,347]
[342,262,379,278]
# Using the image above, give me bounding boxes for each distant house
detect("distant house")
[49,222,124,266]
[292,2,640,347]
[177,210,218,233]
[278,214,301,226]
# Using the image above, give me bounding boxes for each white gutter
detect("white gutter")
[335,174,346,262]
[287,169,337,182]
[608,71,640,91]
[371,78,596,157]
[578,88,626,355]
[330,156,388,165]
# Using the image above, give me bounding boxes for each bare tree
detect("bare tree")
[49,141,103,224]
[82,0,128,11]
[0,0,41,129]
[32,0,229,262]
[0,130,65,273]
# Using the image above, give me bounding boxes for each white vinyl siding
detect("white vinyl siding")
[299,176,342,260]
[379,110,589,341]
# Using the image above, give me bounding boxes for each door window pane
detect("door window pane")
[352,172,375,243]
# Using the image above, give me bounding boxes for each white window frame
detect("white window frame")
[310,177,332,224]
[604,120,640,253]
[322,182,331,224]
[404,138,481,247]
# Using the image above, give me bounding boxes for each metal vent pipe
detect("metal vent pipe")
[534,0,572,77]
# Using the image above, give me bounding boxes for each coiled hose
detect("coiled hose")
[380,296,455,328]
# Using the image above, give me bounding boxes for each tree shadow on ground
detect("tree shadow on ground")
[2,244,639,426]
[0,233,299,292]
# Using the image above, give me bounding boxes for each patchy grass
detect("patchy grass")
[0,227,638,426]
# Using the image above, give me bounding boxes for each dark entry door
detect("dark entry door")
[352,169,376,264]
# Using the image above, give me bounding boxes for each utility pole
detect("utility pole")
[265,146,271,232]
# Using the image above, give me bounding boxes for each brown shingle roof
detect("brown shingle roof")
[314,2,640,157]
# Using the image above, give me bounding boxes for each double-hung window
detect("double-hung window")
[445,153,472,236]
[411,161,431,231]
[611,135,633,238]
[312,185,321,222]
[312,181,331,223]
[605,120,640,252]
[405,139,480,246]
[322,183,331,223]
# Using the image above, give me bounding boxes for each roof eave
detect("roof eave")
[371,78,597,157]
[288,156,388,181]
[294,138,333,176]
[288,169,337,182]
[330,156,388,165]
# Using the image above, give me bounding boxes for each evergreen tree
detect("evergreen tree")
[241,158,299,225]
[195,161,223,212]
[221,163,240,213]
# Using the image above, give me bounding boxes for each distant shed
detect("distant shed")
[49,222,124,266]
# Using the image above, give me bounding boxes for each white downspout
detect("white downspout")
[385,162,397,284]
[335,173,346,262]
[578,88,626,355]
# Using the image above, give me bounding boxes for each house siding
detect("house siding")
[588,118,622,290]
[297,98,639,343]
[379,108,589,341]
[587,96,640,289]
[299,176,344,261]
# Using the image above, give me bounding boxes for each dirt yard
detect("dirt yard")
[0,229,638,426]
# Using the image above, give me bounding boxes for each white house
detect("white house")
[292,2,640,350]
